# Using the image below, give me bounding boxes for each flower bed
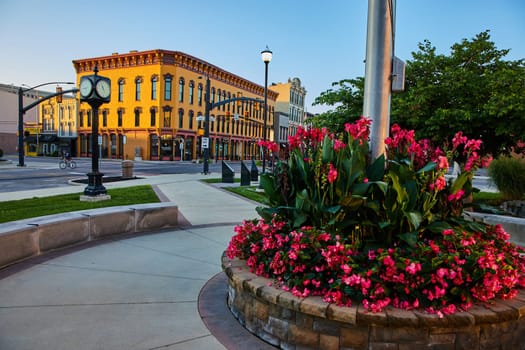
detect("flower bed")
[224,118,525,348]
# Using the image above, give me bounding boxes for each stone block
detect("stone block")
[288,324,319,348]
[455,329,480,349]
[319,334,339,350]
[86,208,135,238]
[385,306,420,327]
[413,310,450,328]
[0,224,38,268]
[299,296,329,318]
[133,203,178,232]
[486,300,519,322]
[244,277,268,295]
[340,325,369,349]
[357,305,388,326]
[313,318,341,336]
[295,313,314,330]
[370,325,429,343]
[327,304,358,325]
[277,291,303,311]
[466,304,499,324]
[257,284,284,304]
[254,299,269,322]
[446,311,475,327]
[35,213,89,252]
[264,316,290,342]
[269,303,295,321]
[428,332,455,345]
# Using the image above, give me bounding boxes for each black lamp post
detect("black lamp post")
[202,75,211,175]
[79,66,111,197]
[261,46,273,174]
[17,81,75,167]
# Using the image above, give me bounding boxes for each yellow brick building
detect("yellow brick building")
[72,50,278,161]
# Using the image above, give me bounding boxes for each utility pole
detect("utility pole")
[362,0,394,160]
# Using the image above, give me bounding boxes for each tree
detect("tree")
[311,31,525,156]
[393,30,525,155]
[310,78,364,133]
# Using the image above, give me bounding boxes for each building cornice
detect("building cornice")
[72,49,278,100]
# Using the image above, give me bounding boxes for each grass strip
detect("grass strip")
[0,185,159,223]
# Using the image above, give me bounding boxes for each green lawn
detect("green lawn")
[223,185,269,204]
[0,185,160,223]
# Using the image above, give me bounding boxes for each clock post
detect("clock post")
[79,66,111,200]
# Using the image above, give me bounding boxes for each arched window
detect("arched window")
[150,107,156,126]
[179,77,185,102]
[163,106,172,127]
[151,76,158,100]
[164,74,172,101]
[118,79,125,101]
[178,108,184,128]
[189,80,195,105]
[189,110,194,129]
[135,77,142,101]
[198,84,203,106]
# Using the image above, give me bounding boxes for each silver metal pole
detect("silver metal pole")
[363,0,394,160]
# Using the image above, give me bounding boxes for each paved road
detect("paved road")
[0,156,253,193]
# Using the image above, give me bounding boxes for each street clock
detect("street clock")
[79,68,111,104]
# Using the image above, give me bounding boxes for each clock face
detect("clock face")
[95,79,111,99]
[79,78,93,97]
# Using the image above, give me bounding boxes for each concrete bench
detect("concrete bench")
[0,203,179,269]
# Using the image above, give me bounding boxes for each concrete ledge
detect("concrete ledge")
[0,224,39,267]
[465,212,525,246]
[0,203,179,269]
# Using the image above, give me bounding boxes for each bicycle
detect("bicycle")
[59,158,77,169]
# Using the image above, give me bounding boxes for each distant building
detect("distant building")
[0,83,77,157]
[273,110,289,157]
[0,83,42,155]
[39,94,78,156]
[72,49,278,161]
[269,77,307,136]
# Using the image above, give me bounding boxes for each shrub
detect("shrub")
[228,118,525,315]
[488,154,525,200]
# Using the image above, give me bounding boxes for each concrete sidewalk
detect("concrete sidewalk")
[0,173,262,350]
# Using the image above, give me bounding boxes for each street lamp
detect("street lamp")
[261,46,272,174]
[17,81,75,167]
[200,75,211,175]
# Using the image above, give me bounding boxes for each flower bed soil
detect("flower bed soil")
[223,253,525,350]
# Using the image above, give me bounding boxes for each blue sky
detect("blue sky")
[1,0,523,114]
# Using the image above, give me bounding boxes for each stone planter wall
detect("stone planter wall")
[222,254,525,350]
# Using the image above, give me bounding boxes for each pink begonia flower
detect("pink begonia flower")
[406,262,422,275]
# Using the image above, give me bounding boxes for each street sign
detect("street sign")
[202,137,209,149]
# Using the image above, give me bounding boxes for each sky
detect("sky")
[1,0,524,114]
